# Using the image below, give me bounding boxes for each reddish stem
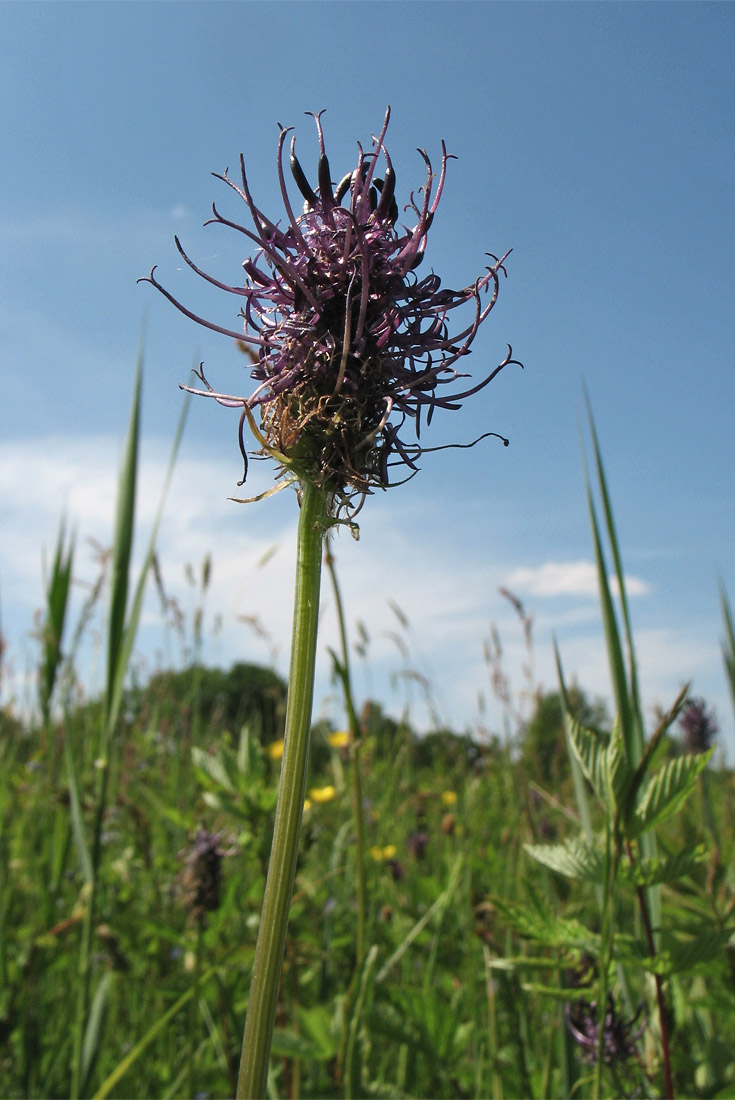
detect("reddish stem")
[626,840,674,1100]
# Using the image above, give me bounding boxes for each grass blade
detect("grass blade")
[719,581,735,719]
[80,971,113,1096]
[585,393,646,763]
[582,451,633,761]
[39,520,75,724]
[104,386,189,739]
[105,361,141,735]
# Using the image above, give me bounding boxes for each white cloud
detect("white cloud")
[503,559,650,599]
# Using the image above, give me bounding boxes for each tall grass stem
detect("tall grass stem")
[324,546,367,966]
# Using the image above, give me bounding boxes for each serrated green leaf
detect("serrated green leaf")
[567,719,609,804]
[642,930,730,976]
[621,846,707,888]
[491,895,601,954]
[556,645,595,841]
[631,749,712,837]
[606,720,633,812]
[524,839,604,883]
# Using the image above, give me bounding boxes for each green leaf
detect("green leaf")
[81,970,113,1095]
[524,839,604,883]
[583,459,633,757]
[63,732,93,883]
[105,377,189,742]
[621,846,707,887]
[520,982,596,1003]
[583,400,661,939]
[270,1028,328,1060]
[585,396,642,765]
[135,785,194,831]
[40,519,75,722]
[192,745,237,793]
[720,581,735,718]
[631,749,713,837]
[566,718,608,804]
[642,930,730,976]
[105,362,141,732]
[555,644,595,840]
[486,955,566,973]
[606,720,633,812]
[299,1003,340,1058]
[490,894,601,955]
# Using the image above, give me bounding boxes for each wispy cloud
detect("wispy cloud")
[503,559,650,598]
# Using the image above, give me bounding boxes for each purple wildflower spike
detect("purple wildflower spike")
[141,109,519,516]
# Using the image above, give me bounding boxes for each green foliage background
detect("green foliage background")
[1,374,734,1099]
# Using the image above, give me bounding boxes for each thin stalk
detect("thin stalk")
[324,545,367,966]
[237,481,327,1099]
[187,921,205,1100]
[625,840,674,1099]
[482,944,503,1100]
[70,762,110,1099]
[594,823,620,1100]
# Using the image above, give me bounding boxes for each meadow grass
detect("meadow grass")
[1,380,734,1099]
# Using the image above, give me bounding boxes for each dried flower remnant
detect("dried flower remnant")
[142,109,519,516]
[408,831,429,859]
[179,828,227,925]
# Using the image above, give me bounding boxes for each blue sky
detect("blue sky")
[2,2,734,757]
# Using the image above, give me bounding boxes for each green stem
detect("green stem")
[187,921,205,1100]
[237,481,327,1099]
[325,546,366,967]
[626,840,674,1099]
[70,756,110,1099]
[594,821,620,1100]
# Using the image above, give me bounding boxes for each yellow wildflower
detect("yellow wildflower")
[370,844,397,861]
[440,789,458,806]
[303,799,312,812]
[308,785,336,804]
[327,730,350,749]
[266,739,284,760]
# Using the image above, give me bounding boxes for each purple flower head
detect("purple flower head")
[565,995,645,1069]
[142,109,519,517]
[678,696,718,755]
